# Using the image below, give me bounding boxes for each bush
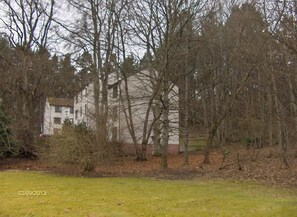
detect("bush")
[41,123,99,172]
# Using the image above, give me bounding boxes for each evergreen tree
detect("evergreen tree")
[0,102,16,157]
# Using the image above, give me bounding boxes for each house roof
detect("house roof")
[48,97,74,107]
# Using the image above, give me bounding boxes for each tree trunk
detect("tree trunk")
[267,85,273,147]
[90,1,102,146]
[184,73,189,165]
[101,75,109,143]
[152,105,161,156]
[288,72,297,133]
[203,126,216,164]
[202,91,208,130]
[120,76,142,160]
[161,81,170,169]
[271,73,289,167]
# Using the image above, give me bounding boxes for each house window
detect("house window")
[54,117,61,125]
[113,85,118,99]
[112,106,118,121]
[55,106,62,113]
[75,110,78,119]
[70,107,74,114]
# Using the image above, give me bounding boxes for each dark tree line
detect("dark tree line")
[0,0,296,170]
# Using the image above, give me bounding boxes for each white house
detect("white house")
[74,70,180,154]
[43,97,74,135]
[74,83,94,127]
[73,71,119,129]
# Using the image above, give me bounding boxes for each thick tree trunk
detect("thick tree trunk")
[140,142,147,161]
[19,54,34,153]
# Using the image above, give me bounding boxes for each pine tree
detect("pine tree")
[0,103,15,157]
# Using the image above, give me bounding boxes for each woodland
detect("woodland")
[0,0,296,181]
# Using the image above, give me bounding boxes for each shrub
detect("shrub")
[41,123,99,172]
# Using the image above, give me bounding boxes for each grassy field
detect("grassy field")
[180,135,207,152]
[0,171,296,217]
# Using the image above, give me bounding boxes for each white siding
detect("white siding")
[74,83,95,128]
[43,98,74,135]
[117,70,179,145]
[73,70,180,147]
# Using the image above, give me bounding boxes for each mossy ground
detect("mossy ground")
[1,171,296,216]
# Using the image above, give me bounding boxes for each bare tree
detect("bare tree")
[191,2,271,164]
[261,0,297,166]
[61,0,127,147]
[0,0,55,154]
[130,0,208,168]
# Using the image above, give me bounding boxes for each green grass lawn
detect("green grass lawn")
[180,136,207,152]
[0,171,296,217]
